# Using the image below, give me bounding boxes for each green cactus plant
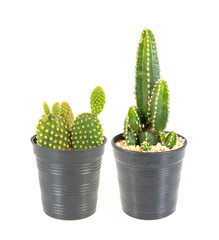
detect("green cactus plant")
[164,131,177,149]
[36,102,71,150]
[123,28,177,151]
[35,87,105,151]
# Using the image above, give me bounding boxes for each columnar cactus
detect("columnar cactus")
[36,102,71,150]
[123,28,177,151]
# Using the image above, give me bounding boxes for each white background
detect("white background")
[0,0,218,239]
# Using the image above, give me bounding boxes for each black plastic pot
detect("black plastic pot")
[31,135,106,220]
[112,133,187,220]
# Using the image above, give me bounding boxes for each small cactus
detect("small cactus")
[90,86,105,116]
[36,102,71,150]
[71,113,103,149]
[141,142,151,152]
[164,131,177,149]
[61,101,74,131]
[35,87,105,150]
[159,132,166,142]
[122,28,179,151]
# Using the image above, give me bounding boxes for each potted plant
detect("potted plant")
[31,86,107,220]
[111,29,187,220]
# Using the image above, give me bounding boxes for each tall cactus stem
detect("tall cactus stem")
[135,28,160,123]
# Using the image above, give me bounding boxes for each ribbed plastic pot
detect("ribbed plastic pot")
[31,135,106,220]
[112,133,187,220]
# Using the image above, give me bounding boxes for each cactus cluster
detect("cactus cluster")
[123,28,177,151]
[36,86,105,150]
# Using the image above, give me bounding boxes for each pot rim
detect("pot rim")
[31,134,107,153]
[111,132,187,155]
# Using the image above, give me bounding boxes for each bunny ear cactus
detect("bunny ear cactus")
[36,102,71,150]
[123,28,177,151]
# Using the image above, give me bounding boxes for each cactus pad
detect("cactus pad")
[90,86,105,116]
[61,101,74,131]
[150,79,169,131]
[71,112,103,149]
[36,104,70,150]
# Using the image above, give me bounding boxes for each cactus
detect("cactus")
[122,28,179,151]
[159,132,166,142]
[61,101,74,131]
[141,142,151,152]
[90,86,105,116]
[71,113,103,149]
[35,87,105,150]
[164,131,177,149]
[36,102,71,150]
[150,79,169,131]
[135,28,160,123]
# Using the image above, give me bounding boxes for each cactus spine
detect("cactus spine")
[135,28,160,123]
